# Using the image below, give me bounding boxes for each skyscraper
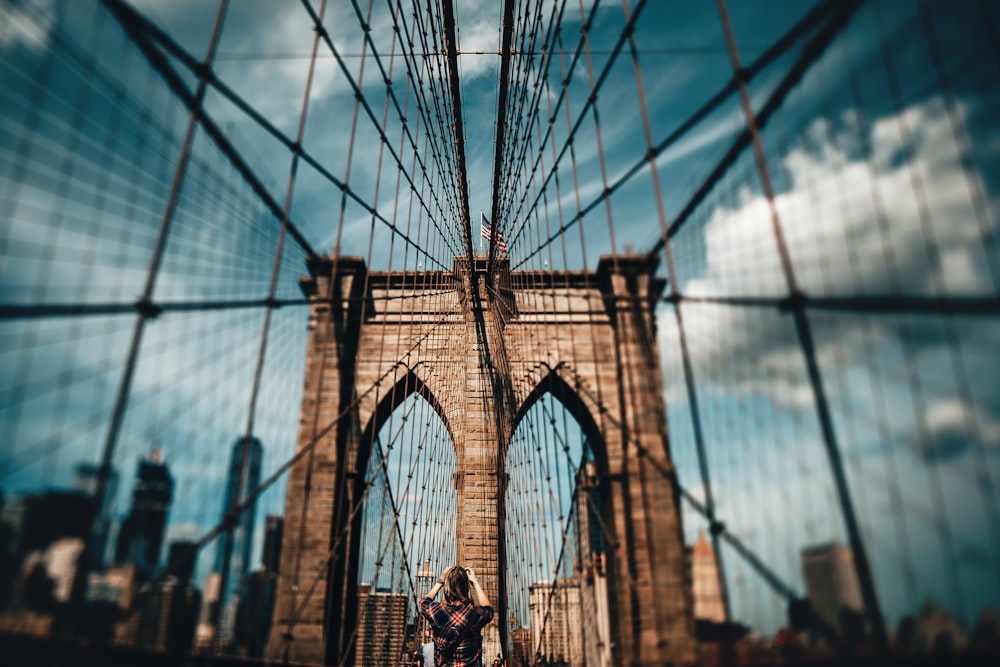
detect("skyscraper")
[75,462,118,569]
[233,515,283,658]
[213,435,263,644]
[415,560,438,647]
[801,542,863,636]
[261,515,283,573]
[690,532,727,623]
[166,541,199,580]
[115,449,174,580]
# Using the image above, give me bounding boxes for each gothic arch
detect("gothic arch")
[511,366,607,474]
[357,367,457,466]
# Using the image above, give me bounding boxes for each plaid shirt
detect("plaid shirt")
[419,597,494,667]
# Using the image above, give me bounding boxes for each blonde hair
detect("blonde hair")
[442,565,471,603]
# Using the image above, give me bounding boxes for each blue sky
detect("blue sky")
[2,0,999,642]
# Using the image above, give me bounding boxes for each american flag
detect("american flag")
[480,213,508,253]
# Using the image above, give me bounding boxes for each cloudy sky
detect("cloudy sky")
[2,0,999,641]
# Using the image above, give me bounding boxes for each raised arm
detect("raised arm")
[466,568,490,607]
[426,576,444,599]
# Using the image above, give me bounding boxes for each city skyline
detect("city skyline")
[0,439,286,656]
[2,429,998,650]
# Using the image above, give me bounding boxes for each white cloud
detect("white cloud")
[457,14,499,80]
[658,97,998,409]
[0,0,53,51]
[924,398,1000,453]
[685,98,996,301]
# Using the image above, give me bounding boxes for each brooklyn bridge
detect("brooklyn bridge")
[1,0,998,665]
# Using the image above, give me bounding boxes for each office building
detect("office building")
[135,576,201,653]
[262,515,283,572]
[194,572,221,651]
[511,626,532,667]
[43,537,85,602]
[213,436,264,645]
[801,542,863,635]
[20,490,92,555]
[528,579,583,666]
[354,583,409,667]
[86,563,137,609]
[165,540,199,580]
[115,449,174,580]
[75,461,118,569]
[233,515,282,656]
[0,495,26,609]
[413,559,438,649]
[2,490,92,610]
[691,532,727,623]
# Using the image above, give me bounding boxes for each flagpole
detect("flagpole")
[479,211,484,256]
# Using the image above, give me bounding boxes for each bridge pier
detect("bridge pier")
[268,254,695,666]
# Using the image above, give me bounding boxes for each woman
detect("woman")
[419,565,494,666]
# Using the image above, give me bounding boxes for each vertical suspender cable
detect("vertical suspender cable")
[714,0,887,651]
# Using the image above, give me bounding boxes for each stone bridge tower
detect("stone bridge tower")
[268,254,696,666]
